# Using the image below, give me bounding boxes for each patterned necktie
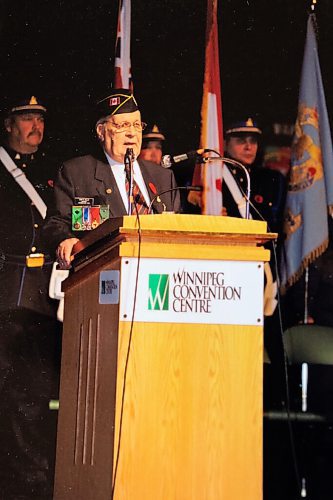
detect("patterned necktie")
[125,177,149,215]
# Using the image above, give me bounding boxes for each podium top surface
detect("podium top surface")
[72,214,276,261]
[76,214,273,242]
[67,214,276,284]
[119,213,268,235]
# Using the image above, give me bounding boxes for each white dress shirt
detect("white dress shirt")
[105,152,151,214]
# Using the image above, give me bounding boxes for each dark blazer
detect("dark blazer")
[43,154,181,255]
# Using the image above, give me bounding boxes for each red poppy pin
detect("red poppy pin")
[254,194,263,204]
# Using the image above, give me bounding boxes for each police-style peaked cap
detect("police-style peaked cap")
[142,124,165,141]
[8,96,47,115]
[225,117,262,135]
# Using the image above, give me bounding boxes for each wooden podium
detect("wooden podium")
[53,214,274,500]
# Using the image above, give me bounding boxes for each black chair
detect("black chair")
[283,324,333,365]
[264,324,333,499]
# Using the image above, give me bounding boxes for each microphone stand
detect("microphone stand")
[203,155,251,220]
[148,186,202,214]
[124,148,135,215]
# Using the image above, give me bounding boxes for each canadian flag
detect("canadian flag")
[189,0,223,215]
[114,0,132,89]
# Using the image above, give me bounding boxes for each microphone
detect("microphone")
[124,147,134,184]
[125,147,135,161]
[148,186,203,214]
[161,149,209,168]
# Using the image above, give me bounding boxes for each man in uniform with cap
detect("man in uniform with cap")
[222,118,286,235]
[138,124,165,165]
[188,117,286,234]
[223,118,287,405]
[43,89,180,269]
[0,96,61,498]
[190,118,286,401]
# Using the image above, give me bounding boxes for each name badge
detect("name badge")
[74,197,94,206]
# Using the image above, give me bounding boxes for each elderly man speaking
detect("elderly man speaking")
[44,89,180,269]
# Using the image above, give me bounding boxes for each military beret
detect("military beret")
[96,89,138,121]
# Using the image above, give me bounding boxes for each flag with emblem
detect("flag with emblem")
[281,14,333,291]
[189,0,223,215]
[114,0,132,89]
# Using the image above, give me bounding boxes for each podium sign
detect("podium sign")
[120,257,264,325]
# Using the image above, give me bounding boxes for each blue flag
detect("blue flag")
[281,14,333,291]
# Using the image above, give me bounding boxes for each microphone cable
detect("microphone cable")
[112,183,199,495]
[111,163,143,499]
[148,186,202,214]
[228,170,302,496]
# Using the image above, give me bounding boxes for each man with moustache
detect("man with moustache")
[43,89,180,269]
[0,96,61,498]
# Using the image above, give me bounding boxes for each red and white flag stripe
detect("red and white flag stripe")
[201,0,223,215]
[114,0,132,89]
[190,0,223,215]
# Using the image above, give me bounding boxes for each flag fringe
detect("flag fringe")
[281,237,329,294]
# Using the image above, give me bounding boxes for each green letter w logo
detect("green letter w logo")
[148,274,169,310]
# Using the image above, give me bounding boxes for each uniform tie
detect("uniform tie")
[125,177,149,215]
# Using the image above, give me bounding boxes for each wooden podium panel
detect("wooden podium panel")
[54,253,122,499]
[113,322,262,499]
[54,215,274,500]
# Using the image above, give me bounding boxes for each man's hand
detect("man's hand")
[56,238,79,269]
[187,189,202,208]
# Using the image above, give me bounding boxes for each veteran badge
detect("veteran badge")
[72,204,109,231]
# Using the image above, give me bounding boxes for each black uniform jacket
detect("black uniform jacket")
[0,146,59,316]
[43,153,181,255]
[222,160,287,286]
[222,161,286,235]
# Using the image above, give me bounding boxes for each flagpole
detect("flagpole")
[303,267,309,324]
[302,7,318,325]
